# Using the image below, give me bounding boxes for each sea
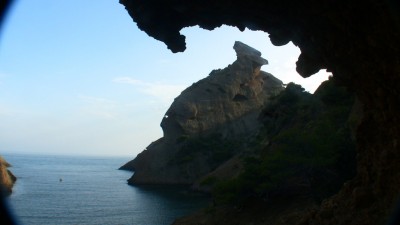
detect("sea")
[2,154,209,225]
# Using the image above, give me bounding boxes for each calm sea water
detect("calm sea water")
[3,154,209,225]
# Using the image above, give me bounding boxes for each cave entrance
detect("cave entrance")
[180,25,331,94]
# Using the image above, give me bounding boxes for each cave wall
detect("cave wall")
[120,0,400,224]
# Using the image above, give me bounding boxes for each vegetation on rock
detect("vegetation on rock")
[171,133,242,167]
[212,79,356,206]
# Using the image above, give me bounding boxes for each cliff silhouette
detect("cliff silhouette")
[120,0,400,224]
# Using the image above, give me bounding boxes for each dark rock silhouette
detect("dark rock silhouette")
[120,1,400,224]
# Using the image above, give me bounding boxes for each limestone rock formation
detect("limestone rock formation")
[0,156,16,196]
[121,41,283,184]
[120,1,400,224]
[161,41,280,142]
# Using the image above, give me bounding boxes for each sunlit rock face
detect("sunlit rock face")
[0,156,16,196]
[120,42,283,184]
[120,0,400,224]
[161,41,282,142]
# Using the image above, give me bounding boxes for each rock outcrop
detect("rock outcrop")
[121,41,283,184]
[120,1,400,224]
[161,41,281,142]
[0,156,16,196]
[171,79,357,225]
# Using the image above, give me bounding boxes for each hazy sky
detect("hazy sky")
[0,1,330,157]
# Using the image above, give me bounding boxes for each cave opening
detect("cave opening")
[118,1,400,224]
[4,0,400,224]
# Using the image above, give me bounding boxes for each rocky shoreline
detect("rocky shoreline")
[0,156,16,196]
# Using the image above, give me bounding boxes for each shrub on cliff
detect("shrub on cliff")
[212,79,356,205]
[171,133,242,168]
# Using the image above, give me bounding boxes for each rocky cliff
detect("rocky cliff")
[161,41,281,142]
[120,1,400,224]
[120,41,283,185]
[0,156,16,196]
[172,79,357,225]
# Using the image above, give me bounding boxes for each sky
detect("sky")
[0,0,330,157]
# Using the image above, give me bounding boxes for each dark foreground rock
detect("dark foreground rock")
[120,1,400,224]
